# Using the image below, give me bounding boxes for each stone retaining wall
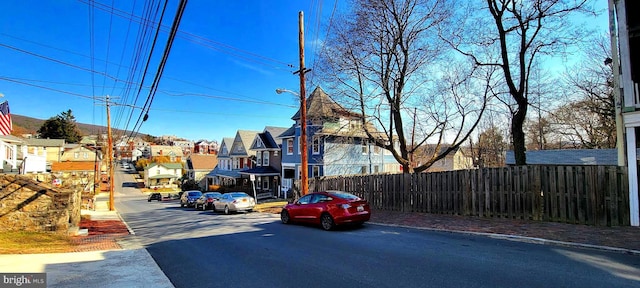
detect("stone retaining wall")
[0,174,80,233]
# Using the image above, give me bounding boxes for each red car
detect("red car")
[280,191,371,230]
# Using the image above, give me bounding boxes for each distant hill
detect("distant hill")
[11,114,141,137]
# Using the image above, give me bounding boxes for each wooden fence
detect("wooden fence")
[309,165,632,226]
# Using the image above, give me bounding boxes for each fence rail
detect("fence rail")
[309,165,631,226]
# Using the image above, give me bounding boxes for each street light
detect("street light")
[276,88,308,196]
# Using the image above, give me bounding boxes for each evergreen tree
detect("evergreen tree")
[37,109,82,143]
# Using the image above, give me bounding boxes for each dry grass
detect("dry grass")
[255,200,288,214]
[0,231,77,254]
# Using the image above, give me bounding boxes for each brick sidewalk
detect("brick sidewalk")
[370,209,640,252]
[70,218,130,252]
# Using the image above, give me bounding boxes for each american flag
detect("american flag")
[0,101,12,136]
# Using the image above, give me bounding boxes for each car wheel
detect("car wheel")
[180,202,184,208]
[281,210,290,224]
[321,214,335,231]
[148,199,151,202]
[224,205,230,215]
[212,205,217,213]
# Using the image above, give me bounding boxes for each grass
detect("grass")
[0,231,77,254]
[254,200,288,214]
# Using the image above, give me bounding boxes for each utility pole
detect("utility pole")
[106,96,115,211]
[295,11,310,196]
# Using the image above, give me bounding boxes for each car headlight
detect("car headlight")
[340,204,351,209]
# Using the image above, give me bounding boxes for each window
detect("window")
[361,166,367,174]
[312,136,320,154]
[374,145,381,155]
[374,165,380,173]
[74,152,80,159]
[263,179,269,190]
[361,141,368,154]
[256,152,262,167]
[312,166,320,177]
[263,151,269,166]
[157,169,161,175]
[83,152,89,159]
[297,194,312,205]
[298,138,301,155]
[287,139,294,155]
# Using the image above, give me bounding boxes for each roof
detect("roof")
[148,174,180,179]
[145,162,183,170]
[24,138,65,147]
[252,126,288,150]
[218,137,235,156]
[0,135,25,144]
[505,149,618,165]
[187,154,218,170]
[277,126,296,138]
[239,166,280,176]
[206,167,242,179]
[231,130,260,157]
[51,161,95,171]
[291,86,360,121]
[149,145,184,157]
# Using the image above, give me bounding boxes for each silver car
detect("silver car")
[213,192,256,214]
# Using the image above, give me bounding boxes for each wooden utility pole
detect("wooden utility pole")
[296,11,309,196]
[106,96,115,211]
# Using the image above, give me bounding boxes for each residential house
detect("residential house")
[185,154,218,190]
[61,145,100,162]
[171,140,194,156]
[279,86,392,193]
[23,138,65,171]
[240,126,288,199]
[149,145,184,162]
[115,136,151,162]
[0,135,48,174]
[612,0,640,226]
[206,138,235,187]
[420,145,474,172]
[206,130,259,191]
[504,149,622,166]
[143,162,183,189]
[194,140,219,154]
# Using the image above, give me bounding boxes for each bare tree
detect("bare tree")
[557,34,616,148]
[441,0,595,165]
[319,0,490,173]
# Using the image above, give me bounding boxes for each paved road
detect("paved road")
[113,168,640,288]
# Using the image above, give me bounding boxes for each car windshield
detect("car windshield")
[230,193,248,198]
[327,191,360,200]
[188,192,202,196]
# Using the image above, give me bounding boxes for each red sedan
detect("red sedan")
[280,191,371,230]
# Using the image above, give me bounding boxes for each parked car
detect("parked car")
[280,191,371,231]
[194,192,222,211]
[180,190,203,208]
[212,192,256,214]
[147,192,162,202]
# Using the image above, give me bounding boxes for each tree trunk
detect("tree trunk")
[512,103,528,165]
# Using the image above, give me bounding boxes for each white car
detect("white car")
[212,192,256,214]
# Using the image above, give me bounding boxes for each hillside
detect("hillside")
[11,114,139,137]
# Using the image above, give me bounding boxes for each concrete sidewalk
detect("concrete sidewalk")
[0,194,175,288]
[0,249,173,288]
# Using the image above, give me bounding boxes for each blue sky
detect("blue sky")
[0,0,610,143]
[0,0,338,142]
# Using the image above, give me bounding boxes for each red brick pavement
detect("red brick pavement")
[370,209,640,252]
[70,219,130,252]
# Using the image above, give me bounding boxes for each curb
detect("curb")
[115,211,136,236]
[369,222,640,256]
